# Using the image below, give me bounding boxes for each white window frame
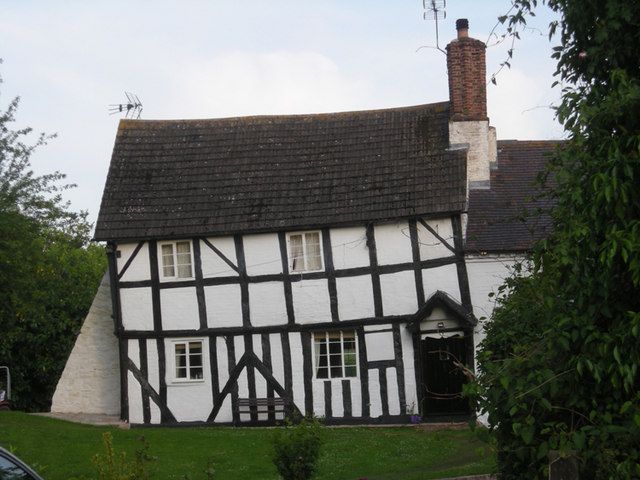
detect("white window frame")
[286,231,324,273]
[170,339,205,384]
[159,240,195,280]
[312,330,359,380]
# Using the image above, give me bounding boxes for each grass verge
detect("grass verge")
[0,412,494,479]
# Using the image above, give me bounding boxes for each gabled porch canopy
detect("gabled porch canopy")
[406,290,477,334]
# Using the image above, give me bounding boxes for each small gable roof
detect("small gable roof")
[407,290,477,332]
[94,102,467,241]
[465,140,559,253]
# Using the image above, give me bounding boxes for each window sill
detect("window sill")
[312,377,358,382]
[168,379,206,386]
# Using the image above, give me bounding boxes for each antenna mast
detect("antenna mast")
[108,92,143,119]
[423,0,447,54]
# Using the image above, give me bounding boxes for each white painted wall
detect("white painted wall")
[204,284,243,328]
[292,279,332,324]
[364,331,395,361]
[244,233,282,276]
[417,218,455,260]
[423,263,461,303]
[120,288,154,330]
[117,242,150,282]
[330,226,369,270]
[380,271,418,316]
[249,282,287,326]
[375,221,413,265]
[336,275,375,320]
[200,237,238,278]
[289,333,306,414]
[449,120,491,185]
[160,287,200,330]
[51,273,120,415]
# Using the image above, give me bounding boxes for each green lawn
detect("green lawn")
[0,412,494,480]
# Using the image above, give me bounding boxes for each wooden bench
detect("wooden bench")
[238,397,287,420]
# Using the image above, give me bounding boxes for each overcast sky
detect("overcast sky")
[1,1,563,229]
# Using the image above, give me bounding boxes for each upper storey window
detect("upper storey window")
[287,231,323,273]
[161,241,193,279]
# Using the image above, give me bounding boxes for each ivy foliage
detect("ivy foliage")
[0,72,106,411]
[472,1,640,478]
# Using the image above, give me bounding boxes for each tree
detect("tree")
[0,70,107,411]
[471,1,640,478]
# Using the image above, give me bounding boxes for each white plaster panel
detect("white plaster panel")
[215,338,232,423]
[166,338,213,422]
[351,378,362,418]
[160,287,199,330]
[252,334,263,361]
[200,237,238,278]
[205,284,243,328]
[128,371,143,424]
[234,336,248,398]
[270,333,285,387]
[330,226,369,270]
[331,380,344,418]
[120,288,154,331]
[387,368,401,416]
[117,242,150,282]
[380,271,418,316]
[249,282,287,326]
[423,263,461,303]
[368,368,382,418]
[289,333,305,414]
[150,402,160,424]
[401,326,418,415]
[336,275,375,320]
[417,217,455,260]
[312,380,325,418]
[374,221,413,265]
[292,279,332,324]
[365,331,394,362]
[244,233,282,276]
[147,339,159,392]
[128,340,140,370]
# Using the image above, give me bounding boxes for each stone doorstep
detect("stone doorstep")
[33,412,129,429]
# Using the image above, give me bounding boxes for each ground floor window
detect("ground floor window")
[173,340,204,381]
[313,330,358,379]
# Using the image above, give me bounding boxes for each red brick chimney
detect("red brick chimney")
[446,19,487,121]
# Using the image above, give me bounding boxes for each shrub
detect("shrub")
[92,432,155,480]
[272,417,324,480]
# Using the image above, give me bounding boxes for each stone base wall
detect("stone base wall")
[51,273,120,415]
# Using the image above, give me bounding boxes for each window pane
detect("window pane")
[190,367,203,380]
[176,241,191,254]
[176,367,187,378]
[328,341,341,354]
[177,264,192,278]
[189,342,202,353]
[175,344,186,355]
[330,366,342,378]
[345,366,357,377]
[329,353,342,369]
[162,245,175,277]
[305,232,322,270]
[316,366,329,379]
[290,235,304,272]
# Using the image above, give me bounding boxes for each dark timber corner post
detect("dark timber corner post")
[106,241,129,423]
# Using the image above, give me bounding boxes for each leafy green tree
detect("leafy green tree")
[472,1,640,478]
[0,71,106,411]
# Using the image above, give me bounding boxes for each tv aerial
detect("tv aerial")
[421,0,447,54]
[108,92,143,119]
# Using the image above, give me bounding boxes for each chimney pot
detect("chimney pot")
[456,18,469,38]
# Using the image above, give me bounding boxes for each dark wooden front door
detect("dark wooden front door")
[421,335,470,416]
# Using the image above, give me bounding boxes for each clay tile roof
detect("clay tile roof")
[465,140,560,253]
[94,102,467,241]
